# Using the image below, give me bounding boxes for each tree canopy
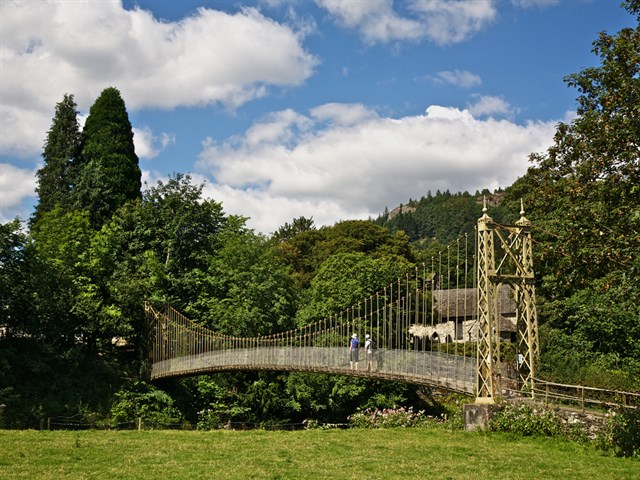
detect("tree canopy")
[503,0,640,381]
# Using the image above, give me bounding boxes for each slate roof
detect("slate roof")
[433,285,516,322]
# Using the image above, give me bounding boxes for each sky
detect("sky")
[0,0,634,235]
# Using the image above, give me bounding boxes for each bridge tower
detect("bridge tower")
[476,199,539,403]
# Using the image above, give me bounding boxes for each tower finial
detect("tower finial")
[516,198,530,226]
[482,195,487,214]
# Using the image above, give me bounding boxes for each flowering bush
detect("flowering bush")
[348,406,443,429]
[489,403,565,437]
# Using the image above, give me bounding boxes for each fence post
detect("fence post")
[137,417,142,431]
[545,383,549,406]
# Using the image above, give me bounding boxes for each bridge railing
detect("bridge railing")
[146,301,478,394]
[533,378,640,411]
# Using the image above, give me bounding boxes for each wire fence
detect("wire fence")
[40,415,328,431]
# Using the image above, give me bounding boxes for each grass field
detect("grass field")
[0,428,638,480]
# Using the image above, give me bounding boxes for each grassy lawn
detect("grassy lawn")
[0,428,637,480]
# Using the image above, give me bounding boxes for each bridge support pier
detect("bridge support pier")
[463,402,500,431]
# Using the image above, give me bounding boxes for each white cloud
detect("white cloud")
[316,0,497,45]
[512,0,559,8]
[243,109,313,148]
[0,0,317,157]
[467,95,514,117]
[0,106,51,158]
[133,127,176,160]
[196,103,556,234]
[433,70,482,88]
[310,103,379,126]
[315,0,423,44]
[201,182,366,235]
[409,0,498,45]
[0,163,37,223]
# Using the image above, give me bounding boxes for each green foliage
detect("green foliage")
[523,2,640,296]
[32,93,81,226]
[74,87,141,227]
[109,381,184,428]
[283,373,371,423]
[375,190,514,245]
[296,252,412,324]
[501,2,640,382]
[196,220,295,336]
[0,338,125,428]
[602,407,640,457]
[0,220,30,335]
[238,374,296,422]
[272,216,315,242]
[185,376,251,430]
[282,372,427,425]
[489,403,565,437]
[91,174,229,349]
[348,406,443,429]
[277,219,415,289]
[539,323,640,392]
[196,404,251,430]
[28,207,131,347]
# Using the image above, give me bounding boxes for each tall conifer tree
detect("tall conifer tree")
[74,87,141,227]
[32,93,80,226]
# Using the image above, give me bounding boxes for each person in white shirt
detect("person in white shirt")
[364,334,373,371]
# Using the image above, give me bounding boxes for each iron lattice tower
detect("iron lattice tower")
[476,200,539,403]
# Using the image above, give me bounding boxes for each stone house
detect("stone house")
[409,285,516,344]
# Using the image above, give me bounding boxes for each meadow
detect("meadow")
[1,428,638,480]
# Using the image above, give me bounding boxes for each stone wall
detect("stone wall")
[410,316,516,344]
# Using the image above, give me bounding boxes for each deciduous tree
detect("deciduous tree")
[515,1,640,373]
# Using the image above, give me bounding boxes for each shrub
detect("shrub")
[348,406,443,429]
[489,403,564,437]
[196,403,250,431]
[109,381,184,428]
[438,393,470,430]
[600,408,640,458]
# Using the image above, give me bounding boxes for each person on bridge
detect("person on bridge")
[349,333,359,371]
[364,334,374,371]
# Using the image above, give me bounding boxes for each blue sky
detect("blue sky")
[0,0,634,234]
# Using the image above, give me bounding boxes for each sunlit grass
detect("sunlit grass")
[0,429,637,480]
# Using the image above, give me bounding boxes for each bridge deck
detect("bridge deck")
[151,346,476,394]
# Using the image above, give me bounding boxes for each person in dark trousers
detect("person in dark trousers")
[349,333,359,370]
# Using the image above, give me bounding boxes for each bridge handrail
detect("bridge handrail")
[533,378,639,410]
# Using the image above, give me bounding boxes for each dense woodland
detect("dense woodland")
[1,2,638,429]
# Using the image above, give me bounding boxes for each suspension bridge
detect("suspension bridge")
[147,202,540,403]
